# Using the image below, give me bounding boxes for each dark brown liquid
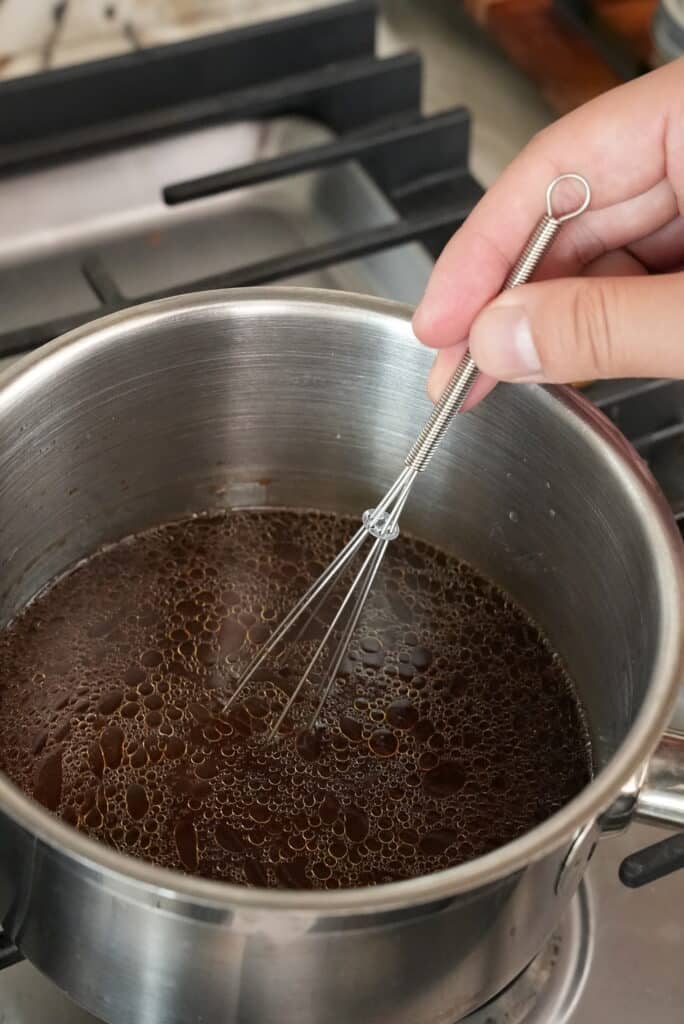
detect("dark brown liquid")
[0,510,591,889]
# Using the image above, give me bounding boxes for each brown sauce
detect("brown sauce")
[0,510,592,889]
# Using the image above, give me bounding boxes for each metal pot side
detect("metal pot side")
[0,289,682,1024]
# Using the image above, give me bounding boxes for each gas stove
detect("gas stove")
[0,3,682,1022]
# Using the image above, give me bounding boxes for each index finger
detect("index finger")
[412,60,683,348]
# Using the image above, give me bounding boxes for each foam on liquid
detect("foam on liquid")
[0,510,592,889]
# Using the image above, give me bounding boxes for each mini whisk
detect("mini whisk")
[227,173,592,740]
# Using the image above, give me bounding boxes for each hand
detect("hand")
[413,58,684,407]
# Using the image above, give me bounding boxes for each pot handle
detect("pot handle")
[618,727,684,887]
[619,834,684,887]
[0,927,22,971]
[631,728,684,830]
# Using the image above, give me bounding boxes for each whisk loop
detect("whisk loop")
[225,174,591,741]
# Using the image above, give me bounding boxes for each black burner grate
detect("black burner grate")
[0,0,680,518]
[0,0,481,357]
[586,379,684,532]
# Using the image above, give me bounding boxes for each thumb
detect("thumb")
[468,272,684,383]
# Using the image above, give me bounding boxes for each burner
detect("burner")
[464,885,592,1024]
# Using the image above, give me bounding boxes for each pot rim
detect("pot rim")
[0,286,682,915]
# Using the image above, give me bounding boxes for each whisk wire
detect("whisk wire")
[303,476,415,735]
[224,525,367,707]
[226,467,419,713]
[265,470,417,740]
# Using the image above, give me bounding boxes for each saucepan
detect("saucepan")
[0,288,682,1024]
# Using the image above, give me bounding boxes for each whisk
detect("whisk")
[226,173,592,740]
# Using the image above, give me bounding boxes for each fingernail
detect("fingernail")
[470,306,542,381]
[413,280,451,342]
[427,357,441,402]
[412,298,436,340]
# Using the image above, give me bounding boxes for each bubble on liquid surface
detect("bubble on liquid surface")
[0,509,592,890]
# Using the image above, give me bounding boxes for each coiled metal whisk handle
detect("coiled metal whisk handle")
[405,174,591,473]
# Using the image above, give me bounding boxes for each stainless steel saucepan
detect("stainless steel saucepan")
[0,288,682,1024]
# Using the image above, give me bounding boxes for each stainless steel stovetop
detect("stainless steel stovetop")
[0,4,682,1021]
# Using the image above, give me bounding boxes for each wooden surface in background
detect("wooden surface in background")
[464,0,658,114]
[595,0,658,60]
